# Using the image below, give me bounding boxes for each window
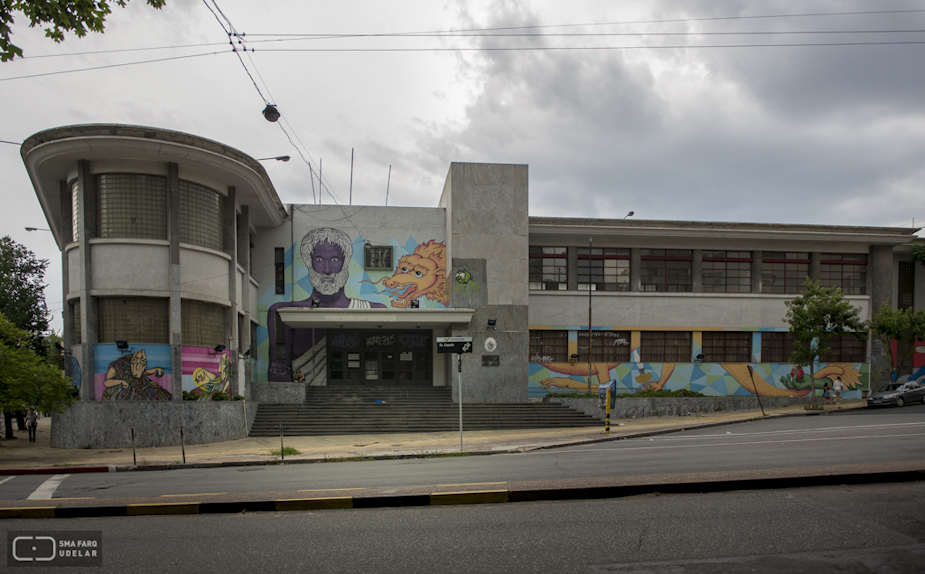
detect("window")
[577,330,631,362]
[640,249,692,292]
[640,331,691,362]
[820,253,867,295]
[275,248,285,295]
[760,332,799,363]
[98,174,167,240]
[529,247,568,290]
[702,251,752,293]
[529,330,568,362]
[70,180,80,243]
[702,332,751,362]
[364,245,393,270]
[899,261,914,310]
[819,334,866,363]
[99,297,169,344]
[578,248,630,291]
[179,180,225,251]
[762,252,810,294]
[181,300,225,347]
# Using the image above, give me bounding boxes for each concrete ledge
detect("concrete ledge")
[126,502,200,516]
[550,396,812,420]
[430,490,509,505]
[51,401,250,449]
[250,382,306,403]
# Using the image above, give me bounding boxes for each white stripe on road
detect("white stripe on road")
[0,476,14,487]
[27,474,69,500]
[602,421,925,442]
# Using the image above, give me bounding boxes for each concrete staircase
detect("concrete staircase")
[249,386,601,436]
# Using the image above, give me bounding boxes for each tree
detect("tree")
[0,236,49,355]
[784,278,867,409]
[1,0,165,62]
[0,312,75,439]
[868,300,925,382]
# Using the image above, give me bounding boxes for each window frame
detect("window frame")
[640,331,692,362]
[577,330,631,362]
[701,331,752,362]
[577,248,630,292]
[761,252,810,294]
[529,246,568,291]
[640,249,692,292]
[529,330,569,362]
[820,253,867,295]
[702,251,753,293]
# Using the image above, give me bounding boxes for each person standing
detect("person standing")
[833,376,843,404]
[25,409,38,443]
[822,382,832,405]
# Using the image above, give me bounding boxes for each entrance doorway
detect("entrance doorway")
[327,329,432,386]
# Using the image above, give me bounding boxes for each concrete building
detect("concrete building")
[21,124,919,447]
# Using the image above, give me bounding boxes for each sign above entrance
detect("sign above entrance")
[437,337,473,354]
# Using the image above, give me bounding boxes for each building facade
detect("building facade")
[21,124,920,446]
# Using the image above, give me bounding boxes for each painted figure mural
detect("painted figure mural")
[101,349,171,400]
[376,240,448,308]
[190,354,232,399]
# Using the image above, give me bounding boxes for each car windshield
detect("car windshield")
[878,384,903,392]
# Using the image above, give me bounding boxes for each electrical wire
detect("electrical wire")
[0,51,222,82]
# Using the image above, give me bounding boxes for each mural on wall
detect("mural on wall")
[70,356,82,391]
[373,240,448,308]
[259,227,448,382]
[182,346,233,398]
[454,268,482,299]
[95,346,172,400]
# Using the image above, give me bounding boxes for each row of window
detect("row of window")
[71,174,226,251]
[529,247,868,295]
[74,297,226,347]
[528,330,866,363]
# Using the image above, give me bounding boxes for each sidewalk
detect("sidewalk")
[0,400,866,473]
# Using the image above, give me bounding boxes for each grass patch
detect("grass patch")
[547,389,706,399]
[270,446,301,456]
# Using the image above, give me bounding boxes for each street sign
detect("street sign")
[437,337,473,354]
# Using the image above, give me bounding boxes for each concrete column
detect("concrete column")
[567,246,578,291]
[752,250,762,293]
[870,245,894,386]
[237,206,252,396]
[810,252,821,283]
[630,248,642,292]
[224,187,238,394]
[167,163,183,400]
[59,180,74,383]
[692,249,702,292]
[76,161,99,401]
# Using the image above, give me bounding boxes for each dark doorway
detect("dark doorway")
[327,329,432,386]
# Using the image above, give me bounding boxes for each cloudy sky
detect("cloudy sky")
[2,0,924,331]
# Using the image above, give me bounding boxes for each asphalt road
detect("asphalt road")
[2,481,923,573]
[2,405,924,504]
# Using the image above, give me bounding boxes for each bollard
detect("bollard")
[180,425,186,464]
[605,387,611,433]
[131,427,136,465]
[280,424,284,461]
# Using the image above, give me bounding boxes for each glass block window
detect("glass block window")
[179,180,225,251]
[760,332,799,363]
[820,253,867,295]
[703,251,752,293]
[73,301,81,345]
[275,248,285,295]
[577,330,631,362]
[98,174,167,240]
[70,180,80,243]
[578,248,630,291]
[181,299,225,347]
[365,245,393,270]
[529,246,568,290]
[702,331,751,362]
[640,331,691,362]
[819,333,866,363]
[99,297,169,344]
[640,249,692,292]
[529,330,568,362]
[762,252,810,294]
[899,261,914,310]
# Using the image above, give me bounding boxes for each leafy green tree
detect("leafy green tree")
[0,236,50,355]
[0,313,75,438]
[1,0,165,61]
[868,300,925,381]
[784,278,867,408]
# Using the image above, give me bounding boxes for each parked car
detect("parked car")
[867,381,925,407]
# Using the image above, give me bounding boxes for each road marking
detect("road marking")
[48,497,95,500]
[437,482,507,487]
[161,493,227,497]
[654,421,925,441]
[297,488,365,492]
[27,474,69,500]
[0,476,14,487]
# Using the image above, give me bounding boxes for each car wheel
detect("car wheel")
[897,397,905,407]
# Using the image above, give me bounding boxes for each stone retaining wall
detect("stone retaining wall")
[51,401,250,449]
[550,396,812,421]
[250,382,306,404]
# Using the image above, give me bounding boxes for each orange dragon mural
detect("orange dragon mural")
[376,240,448,308]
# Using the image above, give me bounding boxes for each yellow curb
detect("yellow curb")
[126,502,200,516]
[0,507,57,519]
[430,490,509,505]
[276,497,353,511]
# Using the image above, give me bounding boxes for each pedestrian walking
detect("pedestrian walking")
[833,376,843,404]
[822,382,831,404]
[26,409,38,443]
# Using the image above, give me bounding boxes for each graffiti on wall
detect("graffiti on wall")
[453,268,482,299]
[260,227,447,381]
[95,346,172,400]
[182,346,233,398]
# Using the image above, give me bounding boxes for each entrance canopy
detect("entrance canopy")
[276,308,476,330]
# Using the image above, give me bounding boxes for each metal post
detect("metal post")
[180,426,186,464]
[458,353,463,452]
[131,427,136,465]
[747,365,766,416]
[280,424,285,460]
[605,386,611,433]
[587,237,593,395]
